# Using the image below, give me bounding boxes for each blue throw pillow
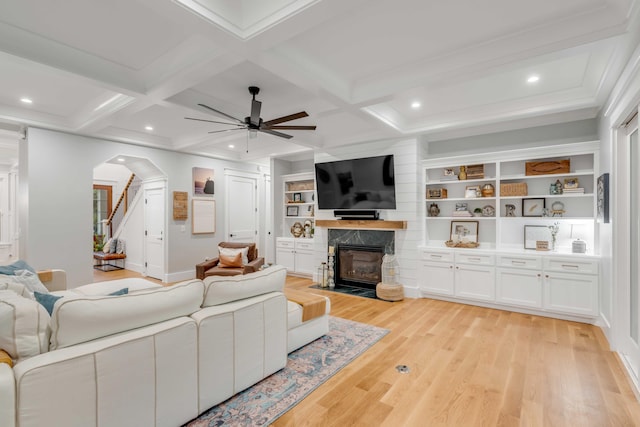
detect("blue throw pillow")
[0,260,37,276]
[109,288,128,296]
[34,292,63,315]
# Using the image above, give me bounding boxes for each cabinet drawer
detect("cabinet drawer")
[497,255,541,270]
[543,258,598,274]
[276,238,295,249]
[295,240,314,251]
[455,252,494,265]
[420,250,453,263]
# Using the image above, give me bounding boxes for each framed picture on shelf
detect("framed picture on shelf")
[465,185,481,198]
[450,221,479,243]
[564,178,579,189]
[287,205,299,216]
[522,198,545,217]
[597,173,609,223]
[524,225,552,249]
[293,192,302,202]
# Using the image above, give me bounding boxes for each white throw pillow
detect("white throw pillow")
[0,290,51,359]
[13,270,50,294]
[218,246,249,265]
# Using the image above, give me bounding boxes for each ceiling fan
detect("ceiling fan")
[186,86,316,140]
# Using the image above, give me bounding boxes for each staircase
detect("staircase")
[104,174,142,239]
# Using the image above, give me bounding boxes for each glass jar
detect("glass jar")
[381,254,399,285]
[317,262,328,287]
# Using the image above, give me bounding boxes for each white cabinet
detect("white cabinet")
[421,248,599,320]
[543,257,598,316]
[276,237,315,276]
[496,255,543,309]
[419,249,495,302]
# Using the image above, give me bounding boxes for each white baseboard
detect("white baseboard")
[165,270,195,283]
[124,261,143,274]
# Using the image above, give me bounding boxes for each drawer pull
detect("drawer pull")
[511,260,526,265]
[430,254,443,259]
[468,257,481,262]
[561,264,579,270]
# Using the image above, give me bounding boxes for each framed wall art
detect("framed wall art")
[450,220,479,243]
[522,198,545,217]
[524,225,552,249]
[597,173,609,223]
[192,199,215,234]
[193,167,215,196]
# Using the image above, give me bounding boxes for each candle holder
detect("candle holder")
[327,252,335,289]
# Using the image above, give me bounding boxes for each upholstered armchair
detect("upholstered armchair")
[195,242,265,279]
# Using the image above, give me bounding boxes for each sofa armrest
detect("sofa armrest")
[244,257,265,274]
[0,363,15,427]
[37,269,67,292]
[196,258,220,280]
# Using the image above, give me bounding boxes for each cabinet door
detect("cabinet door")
[496,268,542,308]
[419,261,454,296]
[276,248,295,271]
[544,272,598,316]
[455,264,495,302]
[295,249,315,276]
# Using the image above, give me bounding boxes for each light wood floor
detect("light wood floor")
[93,270,640,426]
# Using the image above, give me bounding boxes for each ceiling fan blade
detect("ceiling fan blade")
[259,128,293,139]
[250,99,261,126]
[262,111,308,126]
[264,125,316,130]
[207,128,246,134]
[185,117,244,127]
[197,103,245,124]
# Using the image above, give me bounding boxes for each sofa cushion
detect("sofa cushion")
[55,278,162,297]
[202,265,286,307]
[13,270,50,294]
[0,280,32,298]
[0,290,50,360]
[49,279,204,350]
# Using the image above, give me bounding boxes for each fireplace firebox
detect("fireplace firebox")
[335,244,385,289]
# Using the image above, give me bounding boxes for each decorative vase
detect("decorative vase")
[459,166,467,180]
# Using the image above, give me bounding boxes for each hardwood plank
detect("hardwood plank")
[94,270,640,426]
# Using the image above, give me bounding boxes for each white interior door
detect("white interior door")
[225,171,258,243]
[144,186,165,280]
[264,174,274,263]
[622,114,640,379]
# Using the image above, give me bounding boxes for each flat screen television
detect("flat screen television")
[314,154,396,210]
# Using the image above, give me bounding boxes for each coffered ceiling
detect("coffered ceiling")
[0,0,638,163]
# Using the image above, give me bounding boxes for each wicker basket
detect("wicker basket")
[500,182,528,196]
[376,283,404,301]
[444,240,480,248]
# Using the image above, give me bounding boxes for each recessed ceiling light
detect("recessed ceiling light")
[117,158,125,162]
[411,101,421,109]
[228,144,235,149]
[145,125,154,131]
[527,75,540,83]
[20,97,33,104]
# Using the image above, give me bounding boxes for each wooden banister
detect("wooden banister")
[106,173,136,226]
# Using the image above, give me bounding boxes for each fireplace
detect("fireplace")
[336,244,384,290]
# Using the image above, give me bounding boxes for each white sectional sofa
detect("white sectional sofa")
[0,265,319,427]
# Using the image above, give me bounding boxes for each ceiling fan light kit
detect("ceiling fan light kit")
[186,86,317,141]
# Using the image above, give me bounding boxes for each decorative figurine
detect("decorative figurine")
[505,204,516,217]
[428,203,440,217]
[459,165,467,180]
[482,205,495,217]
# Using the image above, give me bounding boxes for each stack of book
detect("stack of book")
[452,210,473,217]
[563,187,584,194]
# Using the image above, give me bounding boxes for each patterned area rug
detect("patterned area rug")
[185,316,389,427]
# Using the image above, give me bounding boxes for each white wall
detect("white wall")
[21,128,268,287]
[313,138,422,292]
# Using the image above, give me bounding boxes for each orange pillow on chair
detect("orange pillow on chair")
[219,252,243,268]
[0,349,13,367]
